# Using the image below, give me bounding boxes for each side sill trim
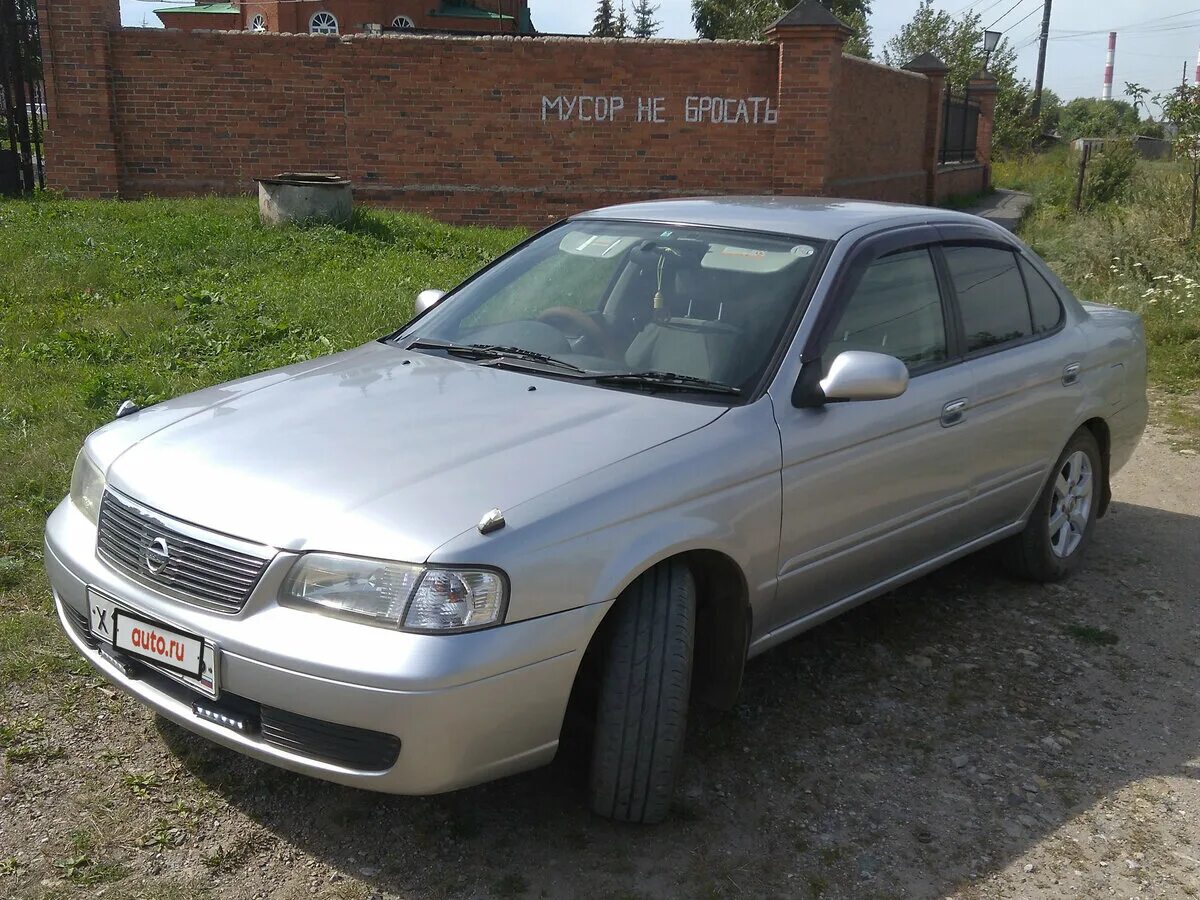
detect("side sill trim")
[748,520,1025,659]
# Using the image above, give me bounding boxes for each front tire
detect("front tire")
[1003,428,1102,582]
[588,561,696,824]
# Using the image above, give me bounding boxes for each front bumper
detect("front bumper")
[45,497,610,794]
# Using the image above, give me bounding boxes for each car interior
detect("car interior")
[443,228,820,391]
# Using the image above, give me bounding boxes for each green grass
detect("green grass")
[0,195,524,688]
[995,149,1200,396]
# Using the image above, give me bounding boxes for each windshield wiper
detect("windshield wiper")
[466,344,586,373]
[405,339,585,373]
[589,371,741,396]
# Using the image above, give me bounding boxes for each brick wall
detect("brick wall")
[828,56,927,203]
[935,163,988,204]
[38,0,994,225]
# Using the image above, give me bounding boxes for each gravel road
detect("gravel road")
[2,418,1198,900]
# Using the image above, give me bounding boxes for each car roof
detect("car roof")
[573,196,994,242]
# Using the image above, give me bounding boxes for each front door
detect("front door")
[768,233,976,632]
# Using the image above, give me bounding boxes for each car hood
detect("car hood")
[105,343,724,562]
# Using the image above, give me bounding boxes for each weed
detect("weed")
[0,713,44,745]
[0,857,23,876]
[124,771,164,797]
[143,823,187,850]
[53,854,130,887]
[201,837,259,873]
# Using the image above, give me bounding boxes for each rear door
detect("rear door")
[935,224,1088,534]
[769,227,977,629]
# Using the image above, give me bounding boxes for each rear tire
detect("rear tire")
[1002,428,1102,582]
[588,560,696,824]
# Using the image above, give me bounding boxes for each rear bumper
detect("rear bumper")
[45,498,609,794]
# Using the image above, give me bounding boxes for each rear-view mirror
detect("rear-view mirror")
[819,350,909,402]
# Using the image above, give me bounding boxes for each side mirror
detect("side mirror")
[819,351,909,402]
[414,289,446,316]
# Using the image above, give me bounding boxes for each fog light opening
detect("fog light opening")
[192,701,259,735]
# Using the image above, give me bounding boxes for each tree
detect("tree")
[592,0,618,37]
[616,0,630,37]
[1125,82,1149,119]
[1158,85,1200,238]
[881,0,1029,154]
[882,0,1006,88]
[632,0,661,38]
[1057,98,1141,141]
[691,0,873,58]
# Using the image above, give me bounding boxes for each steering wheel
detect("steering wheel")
[536,306,620,358]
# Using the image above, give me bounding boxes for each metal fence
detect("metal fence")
[0,0,46,195]
[940,92,980,166]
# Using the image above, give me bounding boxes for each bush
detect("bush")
[1086,142,1138,207]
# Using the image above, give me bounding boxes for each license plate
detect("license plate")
[87,588,219,698]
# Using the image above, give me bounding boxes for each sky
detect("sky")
[121,0,1200,104]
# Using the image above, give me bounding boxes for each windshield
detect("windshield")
[396,220,826,398]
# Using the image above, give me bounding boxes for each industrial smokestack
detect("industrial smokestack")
[1103,31,1116,100]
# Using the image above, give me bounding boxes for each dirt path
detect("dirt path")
[2,424,1198,900]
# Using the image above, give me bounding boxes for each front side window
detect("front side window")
[392,15,414,27]
[398,221,826,399]
[826,247,947,372]
[249,13,266,31]
[309,11,338,33]
[944,245,1031,352]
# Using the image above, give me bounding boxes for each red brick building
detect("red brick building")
[154,0,533,36]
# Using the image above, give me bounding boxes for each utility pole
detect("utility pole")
[1032,0,1053,121]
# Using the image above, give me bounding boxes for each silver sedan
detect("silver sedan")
[45,198,1147,823]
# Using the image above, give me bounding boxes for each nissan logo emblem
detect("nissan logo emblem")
[145,537,170,575]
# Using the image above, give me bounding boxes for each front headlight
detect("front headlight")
[280,553,507,633]
[70,449,106,524]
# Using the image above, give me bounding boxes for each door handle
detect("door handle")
[1062,362,1081,386]
[941,398,968,428]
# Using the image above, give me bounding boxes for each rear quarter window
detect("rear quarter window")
[1019,256,1065,334]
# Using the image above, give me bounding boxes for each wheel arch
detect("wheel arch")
[568,548,751,728]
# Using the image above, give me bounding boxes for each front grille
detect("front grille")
[97,491,273,614]
[260,705,402,771]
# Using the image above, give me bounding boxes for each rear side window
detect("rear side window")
[1019,256,1065,333]
[826,248,947,372]
[943,245,1031,352]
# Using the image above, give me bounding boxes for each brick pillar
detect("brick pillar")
[764,2,852,197]
[904,53,949,205]
[969,71,999,192]
[36,0,122,197]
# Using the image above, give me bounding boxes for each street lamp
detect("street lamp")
[956,30,1002,166]
[982,29,1002,70]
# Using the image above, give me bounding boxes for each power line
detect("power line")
[985,0,1039,31]
[1001,4,1043,36]
[1046,7,1200,38]
[954,0,1011,19]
